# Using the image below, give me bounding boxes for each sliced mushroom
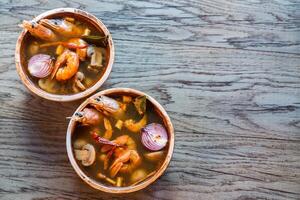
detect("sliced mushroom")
[38,77,59,93]
[90,47,103,68]
[72,71,86,92]
[74,144,96,166]
[87,45,95,57]
[75,149,89,160]
[73,139,87,149]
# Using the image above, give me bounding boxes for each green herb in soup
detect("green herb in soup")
[20,17,109,94]
[72,95,169,187]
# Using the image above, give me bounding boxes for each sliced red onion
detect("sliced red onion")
[28,54,53,78]
[141,123,168,151]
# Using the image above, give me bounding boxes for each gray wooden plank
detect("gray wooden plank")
[0,40,299,199]
[0,0,300,53]
[0,0,299,199]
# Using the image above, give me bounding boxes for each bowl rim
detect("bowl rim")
[15,7,114,102]
[66,88,175,193]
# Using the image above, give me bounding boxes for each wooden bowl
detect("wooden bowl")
[66,88,174,193]
[15,8,114,102]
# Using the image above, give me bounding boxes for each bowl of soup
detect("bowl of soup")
[15,8,114,101]
[66,88,174,193]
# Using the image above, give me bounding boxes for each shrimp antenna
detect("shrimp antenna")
[66,116,73,120]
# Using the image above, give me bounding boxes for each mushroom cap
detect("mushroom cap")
[74,143,96,167]
[73,139,87,149]
[81,144,96,166]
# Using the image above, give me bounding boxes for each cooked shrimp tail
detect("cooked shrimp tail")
[51,49,79,81]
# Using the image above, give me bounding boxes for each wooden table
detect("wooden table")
[0,0,299,199]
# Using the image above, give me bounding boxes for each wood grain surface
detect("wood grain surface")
[0,0,299,199]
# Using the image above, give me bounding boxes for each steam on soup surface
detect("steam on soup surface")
[21,16,109,94]
[72,94,169,187]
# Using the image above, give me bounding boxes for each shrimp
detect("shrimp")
[51,49,79,81]
[119,150,141,173]
[110,150,141,178]
[90,132,120,170]
[103,146,116,170]
[97,135,137,171]
[114,135,137,150]
[101,135,136,153]
[39,18,84,37]
[89,95,124,118]
[20,20,58,41]
[68,38,87,61]
[124,114,147,133]
[73,108,103,126]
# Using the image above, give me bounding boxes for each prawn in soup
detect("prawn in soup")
[72,94,169,187]
[20,16,109,94]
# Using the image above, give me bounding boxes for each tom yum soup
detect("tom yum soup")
[19,17,108,94]
[71,95,169,187]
